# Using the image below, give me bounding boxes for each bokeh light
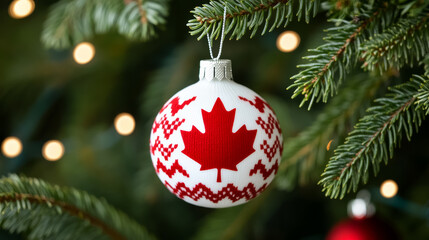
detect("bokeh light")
[9,0,35,19]
[348,199,367,219]
[42,140,65,161]
[1,137,23,158]
[276,31,300,52]
[73,42,95,64]
[380,179,398,198]
[114,113,135,136]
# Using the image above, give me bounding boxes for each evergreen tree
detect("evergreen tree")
[1,0,428,239]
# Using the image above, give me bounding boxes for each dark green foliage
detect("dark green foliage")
[320,75,428,199]
[277,74,383,188]
[191,187,272,240]
[288,2,429,109]
[191,205,245,240]
[425,56,429,74]
[0,175,153,240]
[187,0,320,40]
[322,0,365,19]
[362,10,429,72]
[285,1,429,199]
[42,0,169,49]
[415,74,429,115]
[288,3,398,109]
[288,18,361,109]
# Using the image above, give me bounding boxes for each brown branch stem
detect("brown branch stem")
[136,0,147,24]
[0,193,125,240]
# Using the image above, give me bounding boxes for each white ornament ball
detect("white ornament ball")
[150,59,283,208]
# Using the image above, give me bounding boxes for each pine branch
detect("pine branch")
[322,0,366,19]
[424,55,429,74]
[277,74,383,188]
[42,0,169,49]
[362,10,429,72]
[319,75,429,199]
[288,3,397,109]
[415,74,429,115]
[0,175,153,240]
[187,0,320,40]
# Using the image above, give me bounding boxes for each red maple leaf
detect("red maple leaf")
[181,98,257,182]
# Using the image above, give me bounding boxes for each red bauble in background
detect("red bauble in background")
[326,217,400,240]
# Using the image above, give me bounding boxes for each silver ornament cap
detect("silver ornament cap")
[199,59,233,82]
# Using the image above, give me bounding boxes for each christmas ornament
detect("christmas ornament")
[149,59,283,208]
[326,216,400,240]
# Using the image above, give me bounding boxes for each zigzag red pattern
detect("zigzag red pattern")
[162,118,185,139]
[152,115,166,134]
[239,96,273,113]
[152,115,185,139]
[156,159,189,178]
[260,136,283,162]
[256,113,281,139]
[249,159,279,180]
[164,181,267,203]
[150,136,178,161]
[160,96,197,116]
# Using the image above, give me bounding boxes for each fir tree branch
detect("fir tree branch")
[319,75,429,199]
[0,175,153,240]
[187,0,320,40]
[322,0,366,19]
[288,3,397,109]
[424,55,429,75]
[277,74,383,188]
[415,75,429,115]
[0,193,123,239]
[42,0,169,49]
[362,10,429,72]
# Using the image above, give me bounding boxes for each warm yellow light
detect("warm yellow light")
[380,179,398,198]
[276,31,301,52]
[42,140,65,161]
[114,113,135,136]
[9,0,35,19]
[1,137,23,158]
[73,42,95,64]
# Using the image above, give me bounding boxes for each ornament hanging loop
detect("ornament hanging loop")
[207,5,227,61]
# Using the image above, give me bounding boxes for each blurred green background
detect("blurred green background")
[1,1,429,239]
